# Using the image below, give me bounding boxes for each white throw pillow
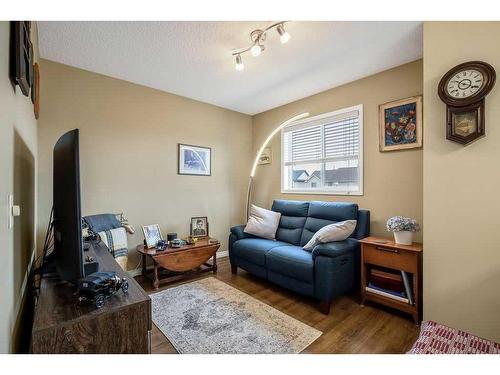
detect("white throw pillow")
[303,220,357,251]
[244,204,282,240]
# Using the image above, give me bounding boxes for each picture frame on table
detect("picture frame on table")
[379,95,422,152]
[178,144,211,176]
[142,224,163,249]
[190,216,209,238]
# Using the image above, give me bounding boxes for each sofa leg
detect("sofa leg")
[231,264,237,274]
[318,300,331,314]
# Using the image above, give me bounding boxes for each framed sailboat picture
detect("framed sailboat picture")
[178,144,211,176]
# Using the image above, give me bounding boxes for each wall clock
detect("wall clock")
[438,61,496,145]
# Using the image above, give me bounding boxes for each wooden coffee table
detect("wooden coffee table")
[136,238,220,290]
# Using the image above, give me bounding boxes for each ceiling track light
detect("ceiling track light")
[235,54,244,71]
[276,24,291,44]
[232,21,291,72]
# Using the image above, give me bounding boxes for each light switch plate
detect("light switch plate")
[8,194,14,229]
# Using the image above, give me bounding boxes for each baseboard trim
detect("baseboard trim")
[217,250,228,258]
[127,250,228,278]
[10,248,36,351]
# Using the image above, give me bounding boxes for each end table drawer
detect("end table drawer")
[363,244,417,273]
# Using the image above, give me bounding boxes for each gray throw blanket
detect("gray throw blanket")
[84,213,121,233]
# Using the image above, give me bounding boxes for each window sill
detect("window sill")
[281,189,363,196]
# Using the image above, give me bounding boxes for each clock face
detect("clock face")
[446,69,484,99]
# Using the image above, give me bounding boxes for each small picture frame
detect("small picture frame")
[142,224,163,249]
[258,147,272,165]
[190,216,209,238]
[178,144,211,176]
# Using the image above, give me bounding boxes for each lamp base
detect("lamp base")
[245,176,253,220]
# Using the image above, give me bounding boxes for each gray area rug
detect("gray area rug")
[150,277,322,354]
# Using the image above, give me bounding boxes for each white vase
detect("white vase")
[393,230,413,245]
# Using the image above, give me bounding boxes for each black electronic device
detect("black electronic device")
[166,233,177,242]
[77,271,128,309]
[53,129,98,283]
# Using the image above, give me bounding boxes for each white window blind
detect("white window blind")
[281,105,363,195]
[290,125,321,162]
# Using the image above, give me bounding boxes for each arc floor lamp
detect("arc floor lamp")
[246,112,310,219]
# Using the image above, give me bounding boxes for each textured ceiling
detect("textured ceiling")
[38,21,422,115]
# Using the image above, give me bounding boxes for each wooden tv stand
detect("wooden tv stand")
[31,240,151,353]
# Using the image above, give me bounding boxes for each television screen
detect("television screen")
[53,129,84,283]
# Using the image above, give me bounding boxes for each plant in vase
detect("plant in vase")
[386,216,420,245]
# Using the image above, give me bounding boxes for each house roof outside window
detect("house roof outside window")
[307,167,358,184]
[292,169,309,182]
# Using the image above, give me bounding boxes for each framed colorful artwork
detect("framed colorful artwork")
[379,95,422,152]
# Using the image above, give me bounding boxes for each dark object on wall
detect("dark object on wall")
[10,21,33,96]
[78,271,129,309]
[32,62,40,118]
[438,61,496,145]
[32,241,151,353]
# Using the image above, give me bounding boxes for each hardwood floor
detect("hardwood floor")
[135,257,420,354]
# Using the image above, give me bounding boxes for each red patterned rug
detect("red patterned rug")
[408,321,500,354]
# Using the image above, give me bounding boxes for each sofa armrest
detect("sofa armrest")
[311,238,359,259]
[353,209,370,239]
[230,225,256,241]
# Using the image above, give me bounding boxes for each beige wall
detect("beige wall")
[38,60,253,270]
[0,22,39,353]
[252,60,423,241]
[423,22,500,341]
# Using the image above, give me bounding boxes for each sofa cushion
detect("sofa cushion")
[244,204,281,240]
[272,200,309,245]
[232,238,290,266]
[300,201,359,246]
[275,216,307,245]
[303,220,357,251]
[266,245,314,283]
[272,200,310,217]
[308,201,359,221]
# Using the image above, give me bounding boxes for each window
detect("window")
[281,105,363,195]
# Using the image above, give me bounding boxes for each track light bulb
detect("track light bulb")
[235,54,244,71]
[250,44,262,57]
[277,24,291,44]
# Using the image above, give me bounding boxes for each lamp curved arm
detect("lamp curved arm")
[246,112,310,219]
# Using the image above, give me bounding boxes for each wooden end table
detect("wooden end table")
[137,238,220,290]
[359,236,423,325]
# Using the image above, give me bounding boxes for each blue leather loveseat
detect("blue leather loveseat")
[228,200,370,313]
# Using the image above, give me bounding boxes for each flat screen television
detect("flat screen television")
[53,129,85,283]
